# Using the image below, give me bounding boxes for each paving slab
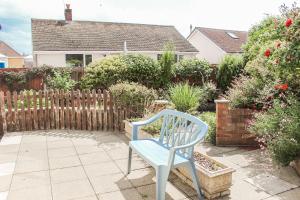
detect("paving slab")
[52,179,95,200]
[98,188,143,200]
[0,136,22,146]
[14,159,48,174]
[50,166,87,184]
[0,163,15,176]
[79,151,111,165]
[49,155,81,169]
[89,172,133,194]
[84,161,121,178]
[245,172,298,195]
[7,185,52,200]
[10,170,50,191]
[0,175,12,192]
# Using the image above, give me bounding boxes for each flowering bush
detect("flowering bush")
[226,4,300,165]
[249,95,300,165]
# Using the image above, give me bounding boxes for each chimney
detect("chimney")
[190,24,193,34]
[64,4,72,21]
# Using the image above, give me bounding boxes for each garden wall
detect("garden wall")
[0,90,128,135]
[215,99,257,146]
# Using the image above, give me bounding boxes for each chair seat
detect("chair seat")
[129,139,189,167]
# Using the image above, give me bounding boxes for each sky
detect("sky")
[0,0,298,55]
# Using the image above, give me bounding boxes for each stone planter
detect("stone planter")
[292,157,300,177]
[215,99,258,146]
[174,153,235,199]
[124,120,154,140]
[124,120,235,199]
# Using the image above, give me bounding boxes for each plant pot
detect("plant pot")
[174,153,235,199]
[124,120,235,199]
[291,157,300,177]
[123,120,154,140]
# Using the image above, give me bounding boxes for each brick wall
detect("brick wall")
[215,99,258,146]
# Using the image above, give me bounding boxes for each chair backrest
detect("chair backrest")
[157,109,208,159]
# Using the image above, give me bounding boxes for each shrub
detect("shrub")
[80,56,126,90]
[109,82,158,117]
[169,82,201,112]
[46,69,76,90]
[122,54,161,88]
[199,81,217,105]
[217,55,244,91]
[198,112,216,145]
[160,43,176,87]
[249,96,300,165]
[174,58,212,85]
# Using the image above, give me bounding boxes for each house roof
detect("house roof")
[195,27,248,53]
[31,19,198,53]
[0,40,22,57]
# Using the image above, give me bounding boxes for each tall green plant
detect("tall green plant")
[217,55,244,91]
[46,70,76,90]
[169,82,201,112]
[160,43,175,87]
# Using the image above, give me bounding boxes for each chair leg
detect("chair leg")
[188,162,203,200]
[127,147,132,175]
[156,166,169,200]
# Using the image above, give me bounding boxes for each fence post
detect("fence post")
[0,91,7,135]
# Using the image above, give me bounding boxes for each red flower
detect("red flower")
[285,18,293,27]
[274,84,288,91]
[264,49,271,57]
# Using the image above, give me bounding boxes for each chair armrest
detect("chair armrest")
[131,112,163,140]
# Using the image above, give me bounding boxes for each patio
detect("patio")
[0,130,299,200]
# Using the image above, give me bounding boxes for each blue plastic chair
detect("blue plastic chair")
[127,109,208,200]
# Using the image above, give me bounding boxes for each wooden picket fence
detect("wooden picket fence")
[0,90,128,134]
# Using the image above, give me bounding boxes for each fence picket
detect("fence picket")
[0,91,7,133]
[65,91,70,129]
[76,90,81,130]
[45,90,50,130]
[38,90,44,129]
[6,91,12,131]
[81,90,86,130]
[55,90,59,129]
[33,91,38,130]
[12,91,18,131]
[20,92,25,130]
[71,90,75,129]
[86,90,91,131]
[26,91,32,131]
[50,90,55,129]
[60,90,65,129]
[92,90,97,131]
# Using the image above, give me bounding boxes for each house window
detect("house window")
[85,54,92,66]
[66,54,83,67]
[157,54,162,61]
[226,32,239,39]
[179,55,184,61]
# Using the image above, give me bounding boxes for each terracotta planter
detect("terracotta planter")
[124,120,235,199]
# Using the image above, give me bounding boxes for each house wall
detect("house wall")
[36,54,66,67]
[188,30,226,64]
[34,51,196,67]
[7,58,25,68]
